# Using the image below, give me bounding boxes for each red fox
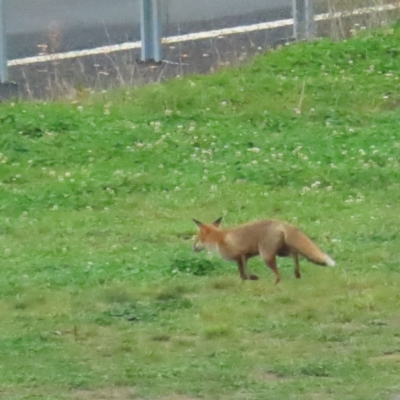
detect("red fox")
[193,217,335,284]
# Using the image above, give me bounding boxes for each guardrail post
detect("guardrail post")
[0,0,7,82]
[293,0,315,40]
[140,0,162,62]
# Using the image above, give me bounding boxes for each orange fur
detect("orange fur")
[193,217,335,284]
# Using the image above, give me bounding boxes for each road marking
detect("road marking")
[7,3,400,67]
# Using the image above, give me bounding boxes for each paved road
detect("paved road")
[5,0,292,59]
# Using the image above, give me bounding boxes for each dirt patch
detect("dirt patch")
[72,389,200,400]
[370,352,400,363]
[260,372,285,381]
[253,370,287,382]
[158,396,199,400]
[73,387,136,400]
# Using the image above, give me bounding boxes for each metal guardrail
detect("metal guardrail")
[0,0,7,82]
[293,0,314,40]
[140,0,162,62]
[0,0,312,82]
[1,1,399,83]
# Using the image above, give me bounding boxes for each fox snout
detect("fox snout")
[193,241,205,252]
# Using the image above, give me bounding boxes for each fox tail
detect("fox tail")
[285,227,335,267]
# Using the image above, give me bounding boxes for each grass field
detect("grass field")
[1,22,400,400]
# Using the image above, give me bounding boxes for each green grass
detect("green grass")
[1,23,400,400]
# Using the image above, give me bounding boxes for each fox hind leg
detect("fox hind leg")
[259,233,283,284]
[263,255,281,284]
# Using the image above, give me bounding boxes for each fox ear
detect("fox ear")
[193,219,203,228]
[213,217,223,227]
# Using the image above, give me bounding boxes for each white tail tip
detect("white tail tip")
[326,256,335,267]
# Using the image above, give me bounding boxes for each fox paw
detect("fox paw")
[240,274,259,280]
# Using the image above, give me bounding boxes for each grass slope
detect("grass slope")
[1,23,400,400]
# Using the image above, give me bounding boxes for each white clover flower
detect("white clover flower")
[311,181,321,188]
[293,146,302,154]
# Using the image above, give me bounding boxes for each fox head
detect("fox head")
[192,217,223,252]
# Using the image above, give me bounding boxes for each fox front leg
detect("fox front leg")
[236,256,259,280]
[293,253,301,279]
